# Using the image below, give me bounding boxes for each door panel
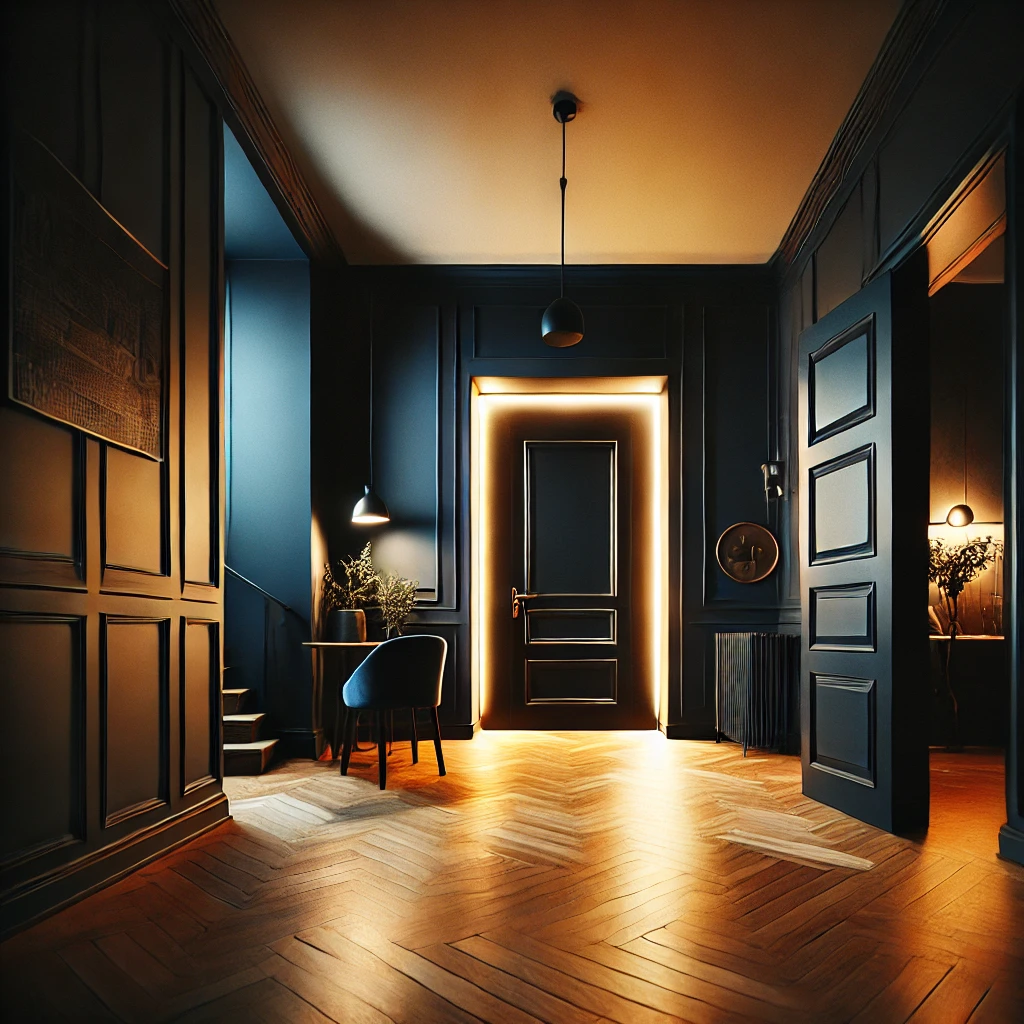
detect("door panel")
[799,269,930,833]
[483,402,655,730]
[527,442,614,595]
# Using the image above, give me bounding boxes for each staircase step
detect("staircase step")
[221,688,250,715]
[224,712,265,743]
[224,739,278,776]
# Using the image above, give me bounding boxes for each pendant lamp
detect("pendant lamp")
[352,320,390,525]
[542,92,584,348]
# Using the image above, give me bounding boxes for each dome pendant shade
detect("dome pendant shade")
[542,296,585,348]
[352,485,390,524]
[945,503,975,528]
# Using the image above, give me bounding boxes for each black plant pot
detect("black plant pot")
[325,608,366,643]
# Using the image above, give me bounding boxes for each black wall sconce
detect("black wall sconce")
[762,461,785,501]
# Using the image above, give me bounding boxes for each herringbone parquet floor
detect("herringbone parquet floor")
[2,733,1022,1022]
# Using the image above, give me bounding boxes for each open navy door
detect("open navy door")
[798,268,931,833]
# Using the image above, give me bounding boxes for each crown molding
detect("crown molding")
[166,0,345,265]
[775,0,947,273]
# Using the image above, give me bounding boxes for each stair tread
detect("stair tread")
[223,713,265,723]
[224,739,277,751]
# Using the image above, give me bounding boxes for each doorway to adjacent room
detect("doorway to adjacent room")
[471,377,668,731]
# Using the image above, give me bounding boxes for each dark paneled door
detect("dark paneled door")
[798,269,930,833]
[485,405,654,729]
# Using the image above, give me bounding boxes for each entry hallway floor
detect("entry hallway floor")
[2,733,1022,1022]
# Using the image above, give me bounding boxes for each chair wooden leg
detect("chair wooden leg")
[333,692,344,761]
[377,710,388,790]
[340,709,355,776]
[410,708,419,764]
[431,707,446,777]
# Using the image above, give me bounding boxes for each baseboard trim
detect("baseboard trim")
[277,727,317,760]
[441,720,480,740]
[661,723,718,740]
[1,793,230,940]
[998,823,1024,866]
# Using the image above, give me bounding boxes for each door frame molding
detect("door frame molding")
[470,376,669,730]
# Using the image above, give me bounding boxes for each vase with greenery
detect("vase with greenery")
[376,572,418,639]
[927,535,1002,747]
[321,542,378,642]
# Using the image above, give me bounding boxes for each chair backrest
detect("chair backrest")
[342,634,447,710]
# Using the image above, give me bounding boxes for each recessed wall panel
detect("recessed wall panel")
[103,617,168,825]
[810,445,875,564]
[183,619,218,792]
[372,304,440,598]
[527,442,614,595]
[810,674,875,786]
[104,447,163,573]
[0,406,77,560]
[810,583,876,651]
[0,615,83,863]
[526,660,617,703]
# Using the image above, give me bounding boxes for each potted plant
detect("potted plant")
[927,535,1002,746]
[376,571,418,639]
[321,542,378,642]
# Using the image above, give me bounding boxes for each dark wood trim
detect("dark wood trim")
[104,796,168,830]
[661,722,717,740]
[0,793,229,940]
[775,0,947,270]
[163,0,344,265]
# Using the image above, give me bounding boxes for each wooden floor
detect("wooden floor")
[2,734,1022,1023]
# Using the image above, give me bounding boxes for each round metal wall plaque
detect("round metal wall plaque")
[715,522,779,583]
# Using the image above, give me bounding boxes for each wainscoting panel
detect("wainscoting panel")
[104,447,164,575]
[0,407,83,590]
[182,618,219,794]
[0,614,84,866]
[102,617,170,827]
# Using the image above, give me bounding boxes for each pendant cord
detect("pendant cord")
[560,119,567,298]
[962,396,968,507]
[368,311,374,491]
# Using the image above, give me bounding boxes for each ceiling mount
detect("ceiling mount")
[551,91,578,124]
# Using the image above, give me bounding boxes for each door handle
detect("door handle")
[511,586,539,619]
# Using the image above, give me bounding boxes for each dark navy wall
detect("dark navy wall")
[310,265,780,743]
[225,260,312,752]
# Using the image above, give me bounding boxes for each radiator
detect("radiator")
[715,632,798,754]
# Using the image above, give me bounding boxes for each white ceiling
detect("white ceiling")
[215,0,900,265]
